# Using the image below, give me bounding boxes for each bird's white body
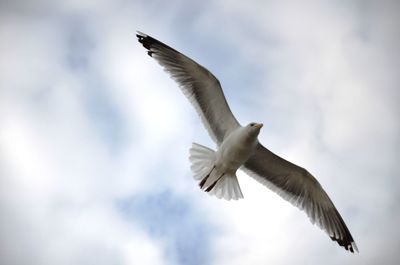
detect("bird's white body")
[215,126,259,175]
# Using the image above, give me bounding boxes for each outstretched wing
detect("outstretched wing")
[243,143,358,253]
[136,32,240,144]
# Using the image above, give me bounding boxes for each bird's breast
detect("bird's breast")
[216,131,258,173]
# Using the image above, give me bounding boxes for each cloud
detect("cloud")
[117,190,215,265]
[1,0,400,265]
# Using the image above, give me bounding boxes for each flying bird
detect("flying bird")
[136,31,358,253]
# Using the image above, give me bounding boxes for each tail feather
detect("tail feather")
[208,174,244,200]
[189,143,215,181]
[189,143,244,201]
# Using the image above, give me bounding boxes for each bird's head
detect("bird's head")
[245,122,263,137]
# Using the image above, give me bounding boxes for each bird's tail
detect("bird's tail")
[189,143,243,200]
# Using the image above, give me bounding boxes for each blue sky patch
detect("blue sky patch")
[117,190,214,265]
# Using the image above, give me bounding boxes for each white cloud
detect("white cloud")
[1,1,399,265]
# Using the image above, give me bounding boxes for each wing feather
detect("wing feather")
[243,143,358,253]
[137,32,240,144]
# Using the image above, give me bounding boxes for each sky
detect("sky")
[1,0,399,264]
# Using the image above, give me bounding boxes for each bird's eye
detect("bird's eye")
[250,123,255,126]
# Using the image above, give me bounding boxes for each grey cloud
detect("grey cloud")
[1,0,400,265]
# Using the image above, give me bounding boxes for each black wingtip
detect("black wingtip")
[136,31,152,50]
[329,235,358,253]
[136,31,144,40]
[136,31,146,38]
[136,31,182,59]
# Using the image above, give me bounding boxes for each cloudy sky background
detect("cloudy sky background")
[1,0,399,264]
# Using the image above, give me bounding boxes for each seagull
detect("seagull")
[136,31,358,253]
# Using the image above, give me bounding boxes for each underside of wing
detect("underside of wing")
[243,144,358,253]
[136,32,240,144]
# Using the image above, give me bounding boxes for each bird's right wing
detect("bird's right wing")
[136,32,240,144]
[243,143,358,253]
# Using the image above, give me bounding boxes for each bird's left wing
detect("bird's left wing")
[136,32,240,144]
[242,143,358,253]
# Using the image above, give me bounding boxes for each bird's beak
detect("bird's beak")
[254,123,263,129]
